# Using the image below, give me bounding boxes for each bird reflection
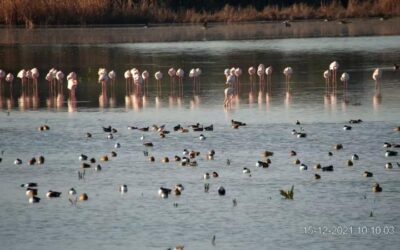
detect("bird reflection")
[68,98,77,112]
[284,91,292,108]
[190,95,200,109]
[373,93,382,111]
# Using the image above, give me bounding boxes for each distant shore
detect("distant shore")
[1,17,399,45]
[1,0,399,28]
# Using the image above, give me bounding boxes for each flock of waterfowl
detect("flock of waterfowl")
[4,117,399,208]
[0,61,397,110]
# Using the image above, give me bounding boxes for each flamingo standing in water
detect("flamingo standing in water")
[257,64,265,92]
[265,66,273,94]
[329,61,339,92]
[248,67,255,91]
[50,68,58,97]
[176,68,184,96]
[55,71,64,99]
[154,71,163,95]
[372,68,382,90]
[130,68,139,94]
[283,67,293,92]
[142,70,149,96]
[340,72,349,104]
[25,70,34,96]
[30,68,39,96]
[108,70,116,94]
[234,68,242,95]
[17,69,27,96]
[189,68,196,93]
[323,70,331,96]
[67,72,78,100]
[168,68,176,94]
[5,73,14,97]
[45,71,54,97]
[340,72,349,90]
[133,73,144,96]
[124,70,132,95]
[195,68,202,93]
[99,70,109,98]
[224,68,230,80]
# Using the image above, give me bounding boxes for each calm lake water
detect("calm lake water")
[0,33,400,250]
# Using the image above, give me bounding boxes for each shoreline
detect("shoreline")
[1,17,399,45]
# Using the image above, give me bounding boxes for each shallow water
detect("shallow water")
[0,36,400,250]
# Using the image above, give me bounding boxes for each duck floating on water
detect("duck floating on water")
[363,171,373,177]
[69,188,77,195]
[385,150,398,157]
[218,186,226,196]
[21,183,37,188]
[372,183,382,192]
[29,196,41,203]
[119,185,128,193]
[46,190,62,198]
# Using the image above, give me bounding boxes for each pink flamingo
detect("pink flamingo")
[257,64,265,92]
[30,68,39,96]
[17,69,27,96]
[176,68,184,97]
[283,67,293,93]
[248,67,255,91]
[108,70,116,94]
[168,68,176,94]
[55,71,64,97]
[133,73,144,96]
[142,70,149,96]
[329,61,339,92]
[372,68,382,90]
[323,70,331,96]
[124,70,132,95]
[234,68,242,95]
[154,71,163,96]
[340,72,349,90]
[5,73,14,97]
[195,68,201,93]
[67,72,78,100]
[130,68,139,94]
[265,66,273,93]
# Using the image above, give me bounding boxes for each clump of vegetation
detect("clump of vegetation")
[0,0,399,27]
[280,185,294,200]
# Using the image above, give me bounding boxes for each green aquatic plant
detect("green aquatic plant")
[280,185,294,200]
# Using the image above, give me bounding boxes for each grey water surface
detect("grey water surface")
[0,35,399,250]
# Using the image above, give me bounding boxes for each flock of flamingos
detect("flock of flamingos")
[0,61,385,110]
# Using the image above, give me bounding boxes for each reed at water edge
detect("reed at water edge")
[0,0,399,28]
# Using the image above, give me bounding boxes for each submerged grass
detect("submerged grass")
[0,0,399,27]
